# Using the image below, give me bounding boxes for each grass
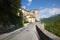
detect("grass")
[45,22,60,37]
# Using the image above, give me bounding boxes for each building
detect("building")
[19,8,40,23]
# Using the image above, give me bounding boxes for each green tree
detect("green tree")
[0,0,23,33]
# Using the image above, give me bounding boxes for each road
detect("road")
[1,23,40,40]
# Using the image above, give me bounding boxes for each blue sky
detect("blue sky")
[21,0,60,18]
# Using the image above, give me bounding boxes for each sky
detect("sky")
[21,0,60,18]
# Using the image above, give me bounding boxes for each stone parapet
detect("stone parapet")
[36,23,60,40]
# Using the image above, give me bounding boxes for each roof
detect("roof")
[19,8,39,12]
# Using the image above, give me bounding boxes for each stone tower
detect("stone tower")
[30,10,40,22]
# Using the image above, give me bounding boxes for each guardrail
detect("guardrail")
[36,24,60,40]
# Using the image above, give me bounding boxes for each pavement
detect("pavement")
[0,23,39,40]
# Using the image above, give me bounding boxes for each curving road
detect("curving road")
[1,23,40,40]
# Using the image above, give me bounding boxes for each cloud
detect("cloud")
[22,6,26,9]
[39,7,44,9]
[40,15,49,18]
[27,0,32,6]
[40,8,60,18]
[48,8,60,15]
[52,4,56,7]
[28,0,32,2]
[52,4,56,6]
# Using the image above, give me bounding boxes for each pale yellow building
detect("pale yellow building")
[19,8,40,23]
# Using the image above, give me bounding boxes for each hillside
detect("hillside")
[41,14,60,37]
[41,14,60,23]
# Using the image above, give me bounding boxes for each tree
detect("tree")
[0,0,23,33]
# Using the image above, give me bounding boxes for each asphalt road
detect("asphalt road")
[1,23,39,40]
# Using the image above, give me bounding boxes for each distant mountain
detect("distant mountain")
[41,14,60,23]
[41,14,60,37]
